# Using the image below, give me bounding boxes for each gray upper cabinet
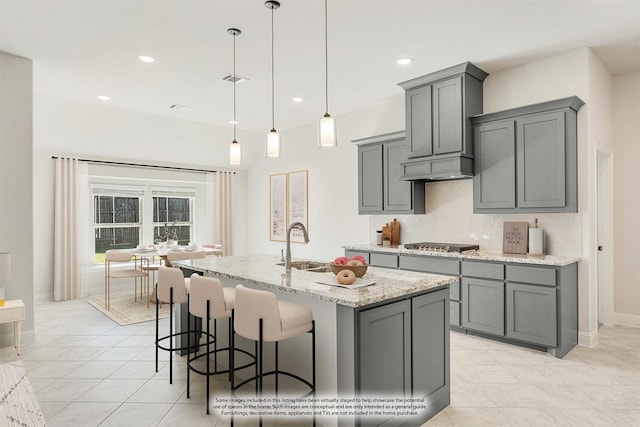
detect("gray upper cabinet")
[471,96,584,213]
[473,120,516,209]
[432,76,463,155]
[358,143,384,213]
[406,85,433,157]
[398,62,488,181]
[354,131,425,215]
[517,111,566,208]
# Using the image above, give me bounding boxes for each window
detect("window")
[93,191,142,263]
[153,195,193,245]
[90,179,199,265]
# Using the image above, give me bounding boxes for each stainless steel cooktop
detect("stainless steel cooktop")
[403,242,480,253]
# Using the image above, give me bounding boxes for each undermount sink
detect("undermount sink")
[276,260,330,273]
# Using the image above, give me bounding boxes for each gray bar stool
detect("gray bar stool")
[186,274,253,414]
[231,285,316,426]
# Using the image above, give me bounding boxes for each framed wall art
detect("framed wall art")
[269,173,287,241]
[287,170,308,243]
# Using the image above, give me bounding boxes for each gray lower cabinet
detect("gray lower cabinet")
[369,252,398,268]
[346,250,578,358]
[353,131,425,215]
[359,300,411,398]
[345,250,371,264]
[506,282,556,347]
[461,277,505,336]
[412,291,449,407]
[471,96,584,213]
[399,255,461,327]
[345,250,398,268]
[358,288,450,427]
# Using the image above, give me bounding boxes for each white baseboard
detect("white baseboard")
[614,312,640,328]
[578,330,598,347]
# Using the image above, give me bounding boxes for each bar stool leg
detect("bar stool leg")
[169,288,174,384]
[259,318,264,427]
[275,341,279,397]
[206,301,211,414]
[312,320,316,427]
[155,283,159,373]
[187,300,191,399]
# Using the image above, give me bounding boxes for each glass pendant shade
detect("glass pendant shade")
[318,113,337,148]
[229,141,241,165]
[266,130,280,158]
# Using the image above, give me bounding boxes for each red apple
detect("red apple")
[334,256,349,265]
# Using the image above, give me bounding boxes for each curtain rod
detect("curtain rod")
[51,156,236,174]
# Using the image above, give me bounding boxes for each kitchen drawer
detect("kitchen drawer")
[399,255,460,275]
[462,261,504,280]
[370,252,398,268]
[506,265,556,287]
[450,301,460,327]
[449,279,460,301]
[344,250,370,264]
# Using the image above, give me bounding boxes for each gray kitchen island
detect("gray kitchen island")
[172,254,455,427]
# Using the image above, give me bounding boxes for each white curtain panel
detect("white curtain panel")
[215,171,234,256]
[53,158,88,300]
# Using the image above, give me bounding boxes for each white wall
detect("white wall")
[244,97,405,260]
[0,52,34,342]
[33,95,255,301]
[613,71,640,325]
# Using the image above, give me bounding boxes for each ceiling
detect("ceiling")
[0,0,639,133]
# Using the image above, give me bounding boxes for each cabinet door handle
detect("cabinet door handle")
[597,246,603,251]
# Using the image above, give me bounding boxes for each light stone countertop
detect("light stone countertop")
[171,254,455,308]
[343,244,581,267]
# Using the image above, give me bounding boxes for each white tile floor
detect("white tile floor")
[1,299,639,426]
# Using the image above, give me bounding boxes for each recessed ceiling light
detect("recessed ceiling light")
[97,95,110,101]
[292,97,304,103]
[138,56,155,63]
[397,57,413,65]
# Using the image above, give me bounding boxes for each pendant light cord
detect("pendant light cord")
[233,32,237,142]
[324,0,329,115]
[271,5,275,130]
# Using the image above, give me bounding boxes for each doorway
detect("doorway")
[597,151,614,326]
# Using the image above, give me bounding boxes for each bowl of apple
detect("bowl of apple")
[330,255,368,278]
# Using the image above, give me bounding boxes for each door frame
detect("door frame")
[596,150,614,326]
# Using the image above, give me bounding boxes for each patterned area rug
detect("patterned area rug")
[86,290,171,326]
[0,360,45,427]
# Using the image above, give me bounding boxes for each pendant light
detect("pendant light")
[319,0,336,148]
[228,28,242,165]
[265,0,281,158]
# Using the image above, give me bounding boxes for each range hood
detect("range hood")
[399,153,474,181]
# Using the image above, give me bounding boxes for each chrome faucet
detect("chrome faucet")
[285,221,309,274]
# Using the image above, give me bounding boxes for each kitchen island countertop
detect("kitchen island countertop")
[172,254,455,308]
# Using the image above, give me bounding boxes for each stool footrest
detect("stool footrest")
[188,347,255,376]
[233,370,314,397]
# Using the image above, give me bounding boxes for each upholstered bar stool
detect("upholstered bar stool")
[155,265,192,384]
[231,285,316,426]
[186,274,253,414]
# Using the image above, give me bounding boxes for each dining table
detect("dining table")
[127,244,217,267]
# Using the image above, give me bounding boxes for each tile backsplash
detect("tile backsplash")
[369,180,582,256]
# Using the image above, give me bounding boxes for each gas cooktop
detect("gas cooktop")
[403,242,480,253]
